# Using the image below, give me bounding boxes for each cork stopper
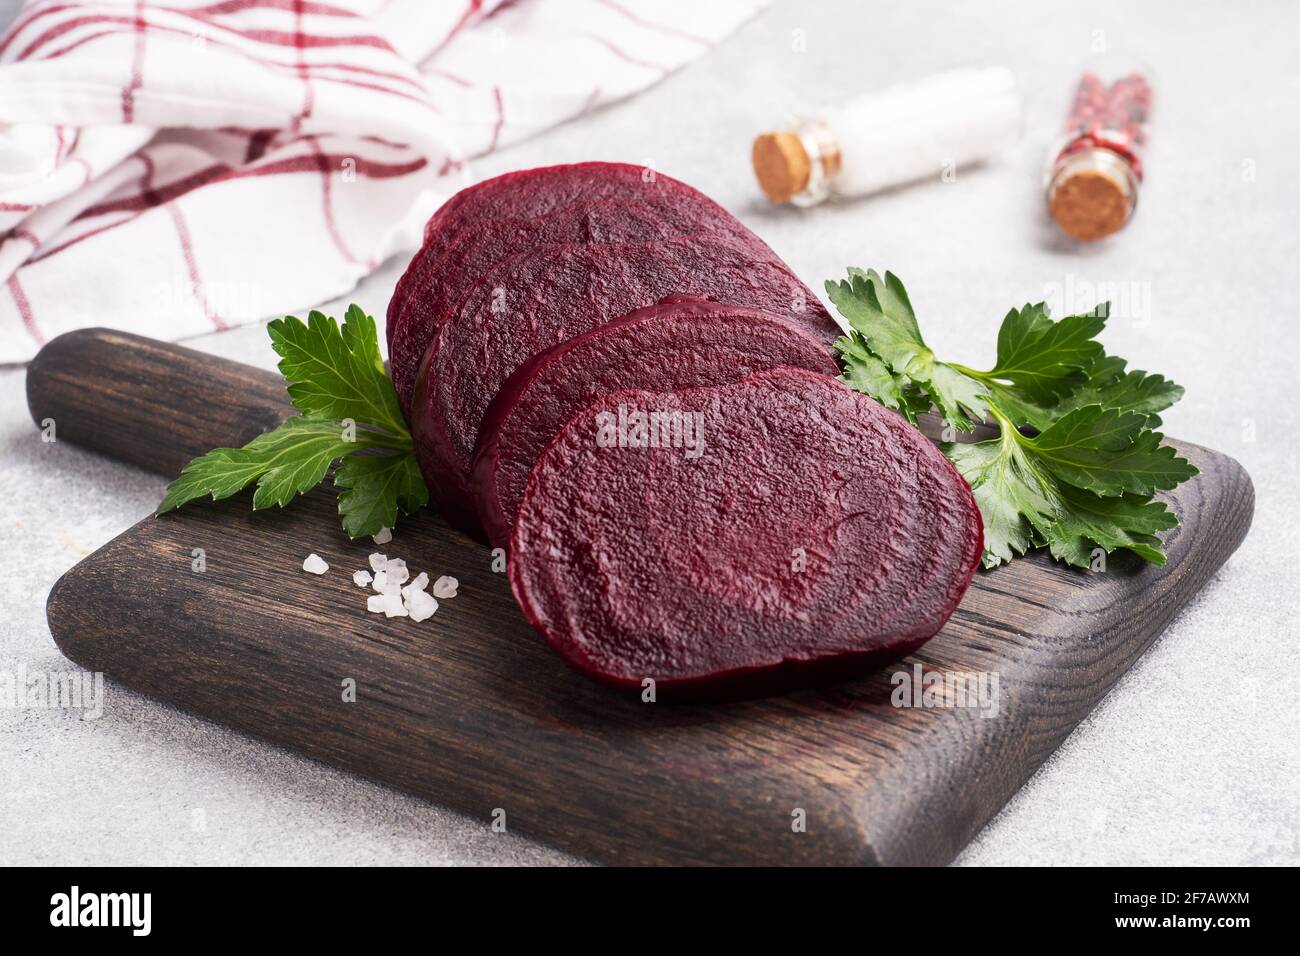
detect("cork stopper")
[752,132,812,204]
[1048,148,1138,241]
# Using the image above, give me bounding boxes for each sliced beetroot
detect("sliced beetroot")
[472,297,839,548]
[387,162,790,409]
[508,367,983,698]
[420,162,741,251]
[388,197,791,415]
[411,236,840,528]
[390,165,673,334]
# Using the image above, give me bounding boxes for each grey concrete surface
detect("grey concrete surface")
[1,0,1296,866]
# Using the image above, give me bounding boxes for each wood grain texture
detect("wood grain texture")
[31,329,1255,866]
[26,328,292,477]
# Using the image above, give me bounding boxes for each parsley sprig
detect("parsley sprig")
[827,269,1196,569]
[155,306,427,538]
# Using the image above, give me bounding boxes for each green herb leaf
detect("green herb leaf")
[979,381,1058,433]
[157,416,372,516]
[944,302,1111,432]
[158,306,429,539]
[944,419,1191,569]
[983,302,1107,404]
[828,268,1198,569]
[268,306,406,438]
[835,331,915,421]
[827,269,989,429]
[1045,485,1178,567]
[944,436,1057,566]
[335,452,429,539]
[1046,354,1184,428]
[1029,405,1198,497]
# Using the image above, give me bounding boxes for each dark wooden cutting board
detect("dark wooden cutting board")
[28,328,1254,866]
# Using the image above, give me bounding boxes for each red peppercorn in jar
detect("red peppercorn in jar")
[1047,69,1152,241]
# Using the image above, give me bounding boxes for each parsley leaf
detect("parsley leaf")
[828,269,1198,569]
[157,306,427,539]
[1046,485,1178,567]
[268,305,407,438]
[944,408,1190,569]
[827,269,990,429]
[943,435,1057,566]
[1046,354,1184,428]
[835,331,919,421]
[335,452,429,540]
[981,302,1107,404]
[1029,405,1197,497]
[157,416,368,514]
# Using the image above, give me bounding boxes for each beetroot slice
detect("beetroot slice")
[508,367,984,698]
[411,236,839,528]
[472,297,839,548]
[421,162,750,250]
[388,197,788,415]
[389,164,674,344]
[387,162,789,400]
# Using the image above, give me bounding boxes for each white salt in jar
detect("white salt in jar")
[752,67,1024,206]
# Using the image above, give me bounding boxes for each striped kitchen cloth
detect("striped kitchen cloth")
[0,0,767,363]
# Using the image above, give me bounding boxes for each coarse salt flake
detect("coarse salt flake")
[372,570,400,596]
[302,553,329,575]
[401,572,429,598]
[359,557,455,623]
[405,589,438,622]
[383,557,410,585]
[372,527,393,545]
[367,592,407,617]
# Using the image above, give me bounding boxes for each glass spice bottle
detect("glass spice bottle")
[752,67,1023,207]
[1047,67,1153,241]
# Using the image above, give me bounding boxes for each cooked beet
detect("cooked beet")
[508,367,983,698]
[473,297,839,548]
[387,162,795,413]
[411,236,840,529]
[388,198,791,415]
[416,162,745,252]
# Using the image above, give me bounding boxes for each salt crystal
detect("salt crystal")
[372,570,400,596]
[302,553,329,575]
[401,572,429,598]
[367,592,406,617]
[405,589,438,622]
[361,558,451,623]
[372,527,393,545]
[383,557,410,585]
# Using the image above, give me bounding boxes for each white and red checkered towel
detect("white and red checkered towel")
[0,0,767,363]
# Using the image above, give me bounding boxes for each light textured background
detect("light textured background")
[2,0,1297,866]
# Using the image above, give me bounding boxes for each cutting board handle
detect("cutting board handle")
[26,328,293,478]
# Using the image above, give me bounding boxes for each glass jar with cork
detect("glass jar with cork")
[751,67,1024,207]
[1046,63,1154,241]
